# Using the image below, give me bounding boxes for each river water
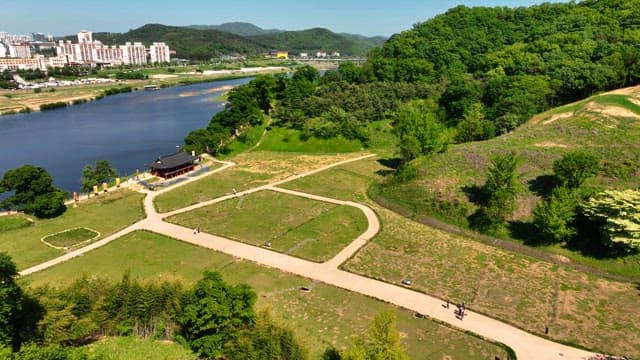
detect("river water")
[0,78,251,193]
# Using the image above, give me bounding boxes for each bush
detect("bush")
[40,102,67,111]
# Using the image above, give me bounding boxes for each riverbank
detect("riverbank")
[0,66,289,116]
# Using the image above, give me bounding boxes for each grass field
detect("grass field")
[0,214,34,232]
[255,127,364,153]
[154,169,272,213]
[24,230,510,359]
[154,151,369,213]
[167,190,368,262]
[85,337,196,360]
[374,90,640,278]
[42,227,99,248]
[0,190,144,270]
[281,157,640,358]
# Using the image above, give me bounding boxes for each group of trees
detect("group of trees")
[0,165,66,218]
[1,252,410,359]
[0,258,308,359]
[80,160,119,195]
[361,0,640,149]
[532,150,640,254]
[466,149,639,254]
[184,74,274,154]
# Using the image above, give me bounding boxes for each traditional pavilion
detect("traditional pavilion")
[145,151,198,179]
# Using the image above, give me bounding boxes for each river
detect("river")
[0,78,251,193]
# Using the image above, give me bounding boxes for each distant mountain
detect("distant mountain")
[61,23,386,59]
[189,22,284,36]
[249,28,384,56]
[74,24,268,60]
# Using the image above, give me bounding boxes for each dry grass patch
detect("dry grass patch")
[24,230,509,359]
[282,157,640,357]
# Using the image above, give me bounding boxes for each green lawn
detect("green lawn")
[24,230,510,359]
[281,157,640,358]
[0,214,34,232]
[153,169,272,213]
[85,337,196,360]
[167,190,368,262]
[0,190,144,270]
[255,127,364,153]
[42,227,99,248]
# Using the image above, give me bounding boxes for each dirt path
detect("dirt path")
[19,153,596,360]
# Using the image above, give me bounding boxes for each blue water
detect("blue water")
[0,78,251,193]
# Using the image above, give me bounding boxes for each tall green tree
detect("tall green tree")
[0,165,66,218]
[477,152,521,231]
[342,311,409,360]
[80,160,118,194]
[532,186,578,244]
[179,271,256,358]
[393,100,450,162]
[553,150,600,188]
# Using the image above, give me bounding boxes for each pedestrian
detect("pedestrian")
[196,227,200,233]
[193,228,197,235]
[544,326,549,335]
[445,299,450,309]
[233,188,237,195]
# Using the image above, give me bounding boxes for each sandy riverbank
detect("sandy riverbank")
[0,67,288,116]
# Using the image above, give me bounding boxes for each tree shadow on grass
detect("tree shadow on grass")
[528,175,558,198]
[376,157,402,177]
[461,184,487,206]
[508,220,542,246]
[322,347,341,360]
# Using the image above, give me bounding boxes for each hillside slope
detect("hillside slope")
[377,86,640,227]
[249,28,383,56]
[86,24,268,59]
[189,22,283,36]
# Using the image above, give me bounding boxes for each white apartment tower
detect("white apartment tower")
[9,42,32,58]
[120,42,147,65]
[77,30,93,43]
[149,42,170,64]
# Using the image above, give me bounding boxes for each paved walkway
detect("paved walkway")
[20,153,596,360]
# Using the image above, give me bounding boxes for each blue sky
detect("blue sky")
[1,0,562,37]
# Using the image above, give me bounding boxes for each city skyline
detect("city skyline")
[2,0,563,37]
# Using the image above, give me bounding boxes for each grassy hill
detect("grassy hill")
[248,28,384,56]
[62,23,383,59]
[376,86,640,234]
[189,22,283,36]
[75,24,269,60]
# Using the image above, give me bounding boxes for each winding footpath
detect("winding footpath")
[20,154,596,360]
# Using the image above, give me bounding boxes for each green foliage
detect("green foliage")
[91,24,268,60]
[40,102,68,111]
[80,160,119,194]
[224,311,308,360]
[454,103,495,142]
[184,76,273,153]
[103,86,133,95]
[248,28,382,56]
[580,189,640,250]
[0,165,66,219]
[532,186,578,244]
[179,271,256,358]
[365,0,640,134]
[0,252,21,348]
[0,253,42,351]
[553,150,601,188]
[473,152,520,232]
[393,100,449,161]
[342,311,409,360]
[338,62,363,83]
